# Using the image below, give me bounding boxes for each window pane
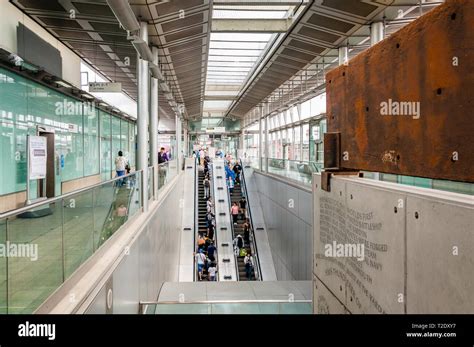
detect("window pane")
[84,108,99,176]
[100,111,112,181]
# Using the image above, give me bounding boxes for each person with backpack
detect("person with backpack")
[233,234,244,255]
[244,252,254,280]
[207,242,216,262]
[206,211,214,230]
[233,162,242,185]
[203,175,210,199]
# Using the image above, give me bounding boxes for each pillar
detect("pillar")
[137,21,149,211]
[150,46,159,200]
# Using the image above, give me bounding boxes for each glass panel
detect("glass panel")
[152,302,312,314]
[0,219,6,313]
[155,303,210,314]
[59,100,84,181]
[111,117,121,177]
[100,111,112,181]
[95,172,142,249]
[63,190,94,278]
[7,203,63,313]
[121,120,129,163]
[267,158,321,185]
[148,166,154,200]
[84,108,99,176]
[302,123,309,161]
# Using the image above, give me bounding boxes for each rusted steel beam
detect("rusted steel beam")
[325,0,474,183]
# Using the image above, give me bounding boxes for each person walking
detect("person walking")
[195,249,207,281]
[114,151,128,186]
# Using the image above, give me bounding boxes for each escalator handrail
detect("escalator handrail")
[194,157,199,282]
[209,162,219,282]
[240,159,263,281]
[226,169,240,281]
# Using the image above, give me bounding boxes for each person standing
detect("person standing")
[203,175,210,199]
[199,148,205,166]
[158,147,168,164]
[207,242,216,262]
[228,177,234,195]
[244,252,254,280]
[243,218,250,246]
[231,202,239,225]
[208,262,217,281]
[239,196,247,219]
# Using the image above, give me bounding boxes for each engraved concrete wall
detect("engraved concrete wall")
[313,174,474,314]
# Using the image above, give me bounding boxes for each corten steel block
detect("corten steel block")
[326,0,474,183]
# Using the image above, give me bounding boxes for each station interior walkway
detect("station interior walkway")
[0,0,472,315]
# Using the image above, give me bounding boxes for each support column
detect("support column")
[259,110,263,170]
[239,131,245,159]
[137,21,149,211]
[264,114,269,172]
[150,46,159,200]
[300,124,304,161]
[371,21,383,180]
[183,124,188,157]
[175,114,181,173]
[338,45,348,66]
[370,21,385,46]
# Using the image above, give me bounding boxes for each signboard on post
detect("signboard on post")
[29,136,47,180]
[205,127,226,134]
[89,82,122,93]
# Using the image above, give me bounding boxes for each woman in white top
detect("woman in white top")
[115,151,127,177]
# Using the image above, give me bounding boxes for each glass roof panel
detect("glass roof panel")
[213,10,288,19]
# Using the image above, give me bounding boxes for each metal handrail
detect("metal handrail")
[226,173,240,281]
[141,299,311,305]
[193,157,199,282]
[0,170,143,219]
[240,159,263,281]
[209,161,219,282]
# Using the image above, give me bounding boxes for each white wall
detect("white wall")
[0,0,81,87]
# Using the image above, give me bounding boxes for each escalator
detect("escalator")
[98,175,138,248]
[195,160,217,281]
[229,166,261,281]
[197,168,208,237]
